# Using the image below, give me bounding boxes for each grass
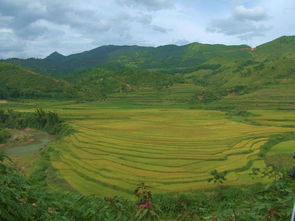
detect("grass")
[265,140,295,168]
[211,82,295,111]
[248,110,295,127]
[2,100,294,199]
[267,140,295,154]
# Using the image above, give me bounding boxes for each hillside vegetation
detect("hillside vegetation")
[0,63,77,99]
[0,151,294,220]
[1,36,294,106]
[4,43,252,75]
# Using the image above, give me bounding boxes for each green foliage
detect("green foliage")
[0,152,135,220]
[208,169,228,184]
[226,109,256,117]
[0,108,71,135]
[134,183,160,220]
[259,132,295,158]
[0,63,76,99]
[190,88,219,104]
[249,165,286,182]
[0,128,11,143]
[66,67,180,100]
[1,36,295,105]
[0,152,294,220]
[255,36,295,60]
[5,43,251,76]
[154,178,294,220]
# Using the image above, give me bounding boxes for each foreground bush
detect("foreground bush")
[0,150,294,221]
[0,108,72,135]
[0,128,11,143]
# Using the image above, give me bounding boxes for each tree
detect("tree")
[208,169,227,184]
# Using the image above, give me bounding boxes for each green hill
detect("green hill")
[45,51,66,61]
[3,36,294,77]
[1,36,294,104]
[254,36,295,60]
[0,63,77,99]
[4,43,252,76]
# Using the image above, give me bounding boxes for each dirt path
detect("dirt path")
[0,100,8,104]
[1,129,54,157]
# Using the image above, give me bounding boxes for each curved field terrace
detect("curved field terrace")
[42,104,295,198]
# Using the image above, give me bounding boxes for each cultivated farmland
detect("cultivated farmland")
[31,102,293,198]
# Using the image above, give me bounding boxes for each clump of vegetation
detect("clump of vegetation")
[134,183,160,220]
[66,67,182,101]
[259,132,295,158]
[225,109,256,117]
[208,169,228,184]
[0,63,77,99]
[0,108,71,135]
[0,128,11,144]
[190,88,220,104]
[0,151,294,220]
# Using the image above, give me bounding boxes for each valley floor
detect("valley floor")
[1,100,295,198]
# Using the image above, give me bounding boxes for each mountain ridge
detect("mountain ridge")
[0,35,294,104]
[3,42,252,75]
[45,51,65,61]
[0,62,76,99]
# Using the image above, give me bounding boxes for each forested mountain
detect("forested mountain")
[0,36,294,103]
[3,36,294,77]
[254,36,295,60]
[4,43,252,76]
[0,63,77,99]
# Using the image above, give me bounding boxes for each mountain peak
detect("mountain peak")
[45,51,65,60]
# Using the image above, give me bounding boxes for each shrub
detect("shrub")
[0,128,11,144]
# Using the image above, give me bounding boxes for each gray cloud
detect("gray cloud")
[208,19,270,36]
[116,0,173,10]
[151,25,169,33]
[234,5,268,21]
[0,0,112,39]
[0,0,171,58]
[207,5,270,40]
[173,39,190,46]
[0,31,26,57]
[0,0,293,58]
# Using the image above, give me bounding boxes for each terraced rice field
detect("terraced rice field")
[213,83,295,110]
[265,140,295,168]
[109,84,202,105]
[46,106,294,198]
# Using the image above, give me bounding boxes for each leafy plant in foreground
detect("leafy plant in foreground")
[134,182,160,220]
[0,151,294,220]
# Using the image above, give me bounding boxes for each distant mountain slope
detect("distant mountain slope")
[254,36,295,60]
[1,36,294,104]
[4,43,253,76]
[4,36,294,77]
[45,51,66,61]
[0,63,76,99]
[210,81,295,110]
[191,56,295,93]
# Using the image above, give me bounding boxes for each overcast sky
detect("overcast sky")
[0,0,294,59]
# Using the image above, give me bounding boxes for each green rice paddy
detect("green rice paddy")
[2,100,294,198]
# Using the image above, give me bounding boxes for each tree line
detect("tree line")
[0,108,71,135]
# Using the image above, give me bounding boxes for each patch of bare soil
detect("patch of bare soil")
[0,129,35,150]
